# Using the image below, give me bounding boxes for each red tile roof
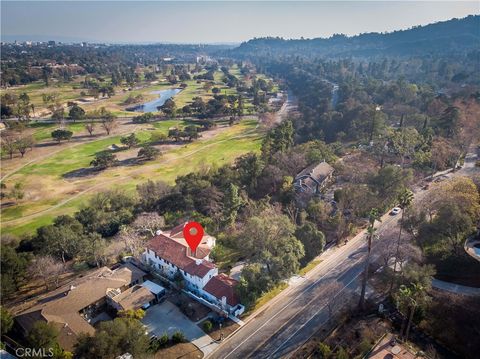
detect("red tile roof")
[203,274,240,306]
[147,234,215,278]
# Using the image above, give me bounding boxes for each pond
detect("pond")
[130,88,182,113]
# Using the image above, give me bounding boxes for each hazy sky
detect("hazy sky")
[1,1,478,43]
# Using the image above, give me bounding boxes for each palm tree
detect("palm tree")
[397,282,427,341]
[359,208,381,311]
[390,188,414,292]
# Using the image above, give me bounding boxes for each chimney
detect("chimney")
[155,230,163,236]
[195,259,202,265]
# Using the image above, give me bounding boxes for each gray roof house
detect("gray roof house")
[293,161,334,195]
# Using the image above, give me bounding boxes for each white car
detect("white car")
[390,207,401,215]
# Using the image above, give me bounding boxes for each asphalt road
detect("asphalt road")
[208,213,401,359]
[208,149,479,359]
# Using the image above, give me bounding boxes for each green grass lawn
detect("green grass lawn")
[1,119,262,236]
[29,122,87,141]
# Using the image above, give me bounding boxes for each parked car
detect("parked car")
[390,207,401,215]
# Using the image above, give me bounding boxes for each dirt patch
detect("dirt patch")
[154,342,203,359]
[170,293,211,322]
[291,316,391,359]
[198,318,240,341]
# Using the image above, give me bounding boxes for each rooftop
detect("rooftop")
[111,285,155,311]
[15,264,146,351]
[147,234,216,278]
[203,274,240,307]
[296,161,334,182]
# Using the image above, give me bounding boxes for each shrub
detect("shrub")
[51,129,73,142]
[317,342,332,358]
[158,333,169,347]
[171,330,186,343]
[90,152,118,169]
[203,320,213,333]
[138,145,160,160]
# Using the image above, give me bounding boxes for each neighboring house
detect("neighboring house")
[142,222,245,317]
[15,264,149,351]
[293,161,334,195]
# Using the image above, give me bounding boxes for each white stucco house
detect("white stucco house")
[141,222,245,317]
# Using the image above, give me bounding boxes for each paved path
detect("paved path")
[431,279,480,296]
[142,301,219,356]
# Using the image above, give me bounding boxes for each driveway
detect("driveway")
[142,300,219,356]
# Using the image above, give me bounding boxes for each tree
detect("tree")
[396,282,429,341]
[261,119,294,160]
[1,306,14,335]
[1,244,30,299]
[29,255,64,290]
[74,317,149,359]
[51,129,73,143]
[136,180,171,212]
[100,117,117,135]
[390,188,414,291]
[160,98,176,117]
[359,208,381,310]
[317,342,332,358]
[68,104,85,123]
[117,226,146,257]
[184,125,199,141]
[295,222,326,265]
[131,212,165,237]
[75,190,135,237]
[368,165,412,210]
[84,120,96,136]
[28,321,59,351]
[222,183,244,227]
[137,145,160,160]
[34,215,86,263]
[234,153,264,196]
[9,182,25,203]
[120,133,139,149]
[1,131,18,159]
[90,152,117,170]
[238,206,304,281]
[16,135,35,157]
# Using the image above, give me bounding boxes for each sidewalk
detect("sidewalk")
[431,278,480,296]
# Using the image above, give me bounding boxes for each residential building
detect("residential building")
[142,222,245,317]
[294,161,335,195]
[15,264,148,351]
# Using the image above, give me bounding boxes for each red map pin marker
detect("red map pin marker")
[183,221,204,253]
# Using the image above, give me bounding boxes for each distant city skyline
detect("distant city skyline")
[1,1,478,44]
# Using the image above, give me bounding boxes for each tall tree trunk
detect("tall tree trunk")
[404,303,416,341]
[359,234,372,311]
[390,211,405,293]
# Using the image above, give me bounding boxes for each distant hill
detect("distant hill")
[231,15,480,58]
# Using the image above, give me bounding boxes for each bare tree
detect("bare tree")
[117,226,146,257]
[323,281,347,321]
[1,131,18,159]
[16,135,35,158]
[131,212,165,237]
[85,120,96,136]
[101,117,117,135]
[29,255,64,290]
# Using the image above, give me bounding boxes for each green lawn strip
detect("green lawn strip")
[243,282,290,318]
[298,259,322,276]
[30,122,86,141]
